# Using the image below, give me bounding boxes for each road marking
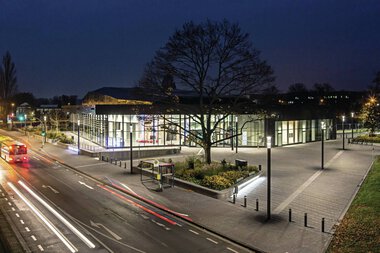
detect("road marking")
[90,220,122,240]
[25,227,30,232]
[15,213,20,217]
[33,156,40,160]
[274,151,344,214]
[189,229,199,235]
[42,185,59,194]
[8,202,12,206]
[76,163,104,168]
[31,235,37,241]
[1,193,4,196]
[206,238,218,244]
[227,247,239,253]
[18,180,94,249]
[5,197,8,200]
[38,245,44,251]
[20,220,24,224]
[79,181,94,190]
[11,207,15,211]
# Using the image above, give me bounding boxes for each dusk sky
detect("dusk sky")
[1,0,379,98]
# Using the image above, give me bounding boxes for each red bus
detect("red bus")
[0,140,28,163]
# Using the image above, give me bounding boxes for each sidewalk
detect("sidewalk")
[17,131,380,253]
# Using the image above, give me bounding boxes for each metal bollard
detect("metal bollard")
[119,161,122,167]
[243,196,247,207]
[289,208,292,222]
[255,198,259,211]
[258,164,262,171]
[232,194,236,204]
[322,218,325,232]
[124,162,127,169]
[304,213,308,227]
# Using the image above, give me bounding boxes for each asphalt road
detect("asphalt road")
[0,130,250,253]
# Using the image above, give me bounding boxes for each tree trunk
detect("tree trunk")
[204,144,212,164]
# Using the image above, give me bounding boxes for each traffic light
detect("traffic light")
[18,115,24,121]
[41,131,46,136]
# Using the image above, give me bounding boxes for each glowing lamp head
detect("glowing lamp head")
[321,121,326,130]
[266,136,272,149]
[342,115,345,122]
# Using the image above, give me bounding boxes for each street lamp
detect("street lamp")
[351,112,354,139]
[43,115,47,146]
[130,123,133,174]
[235,116,238,154]
[342,115,345,150]
[24,114,27,135]
[77,119,80,155]
[266,136,272,221]
[321,121,326,169]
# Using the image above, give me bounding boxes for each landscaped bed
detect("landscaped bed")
[352,134,380,143]
[163,157,259,191]
[327,157,380,252]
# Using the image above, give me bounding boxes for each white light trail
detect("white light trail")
[7,182,77,253]
[18,180,96,249]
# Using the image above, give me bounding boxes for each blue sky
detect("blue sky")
[1,0,379,98]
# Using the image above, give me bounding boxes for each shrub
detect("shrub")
[201,175,233,190]
[353,135,380,143]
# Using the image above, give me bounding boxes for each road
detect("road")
[0,130,251,253]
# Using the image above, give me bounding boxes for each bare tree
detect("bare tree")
[140,20,274,163]
[287,83,308,93]
[0,51,18,120]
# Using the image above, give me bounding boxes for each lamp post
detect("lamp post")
[43,115,47,146]
[130,123,133,174]
[266,136,272,221]
[235,116,238,154]
[77,119,80,155]
[24,114,27,135]
[321,121,326,169]
[351,112,354,139]
[342,115,345,150]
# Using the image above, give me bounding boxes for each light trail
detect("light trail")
[7,182,78,253]
[18,180,96,249]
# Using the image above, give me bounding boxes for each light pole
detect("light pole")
[321,121,326,169]
[77,119,80,155]
[43,115,47,146]
[130,123,133,174]
[342,115,345,150]
[235,116,238,154]
[266,136,272,221]
[351,112,354,139]
[24,114,27,135]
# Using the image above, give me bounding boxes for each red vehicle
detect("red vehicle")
[0,140,28,163]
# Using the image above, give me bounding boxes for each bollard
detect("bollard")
[255,198,259,211]
[289,208,292,222]
[124,162,127,169]
[259,164,262,171]
[304,213,308,227]
[243,195,247,207]
[232,194,236,204]
[322,218,325,232]
[119,161,122,167]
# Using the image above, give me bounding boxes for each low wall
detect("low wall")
[99,147,181,161]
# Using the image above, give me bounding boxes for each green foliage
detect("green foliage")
[328,157,380,253]
[201,175,233,190]
[46,131,74,144]
[174,157,259,190]
[352,135,380,143]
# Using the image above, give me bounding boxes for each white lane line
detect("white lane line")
[18,180,95,249]
[78,181,94,190]
[20,220,24,224]
[31,235,37,241]
[11,207,15,211]
[1,193,4,196]
[206,238,218,244]
[38,245,44,251]
[15,213,20,218]
[227,247,239,253]
[7,182,78,253]
[274,151,344,214]
[8,202,12,206]
[25,227,30,232]
[5,197,8,201]
[76,163,104,168]
[33,156,40,161]
[189,229,199,235]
